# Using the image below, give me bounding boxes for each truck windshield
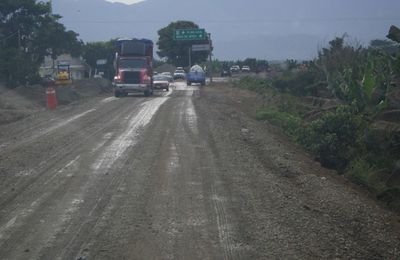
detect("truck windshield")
[119,59,146,69]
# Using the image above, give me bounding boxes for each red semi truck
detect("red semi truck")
[113,38,154,97]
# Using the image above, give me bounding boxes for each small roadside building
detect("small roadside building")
[40,54,90,80]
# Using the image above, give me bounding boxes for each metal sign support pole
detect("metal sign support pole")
[208,33,213,84]
[188,47,191,68]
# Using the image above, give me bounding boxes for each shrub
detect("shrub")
[256,108,303,137]
[300,105,366,170]
[346,157,386,193]
[235,76,270,93]
[377,187,400,211]
[272,70,323,96]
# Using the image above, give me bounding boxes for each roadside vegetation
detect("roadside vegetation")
[0,0,82,87]
[234,29,400,211]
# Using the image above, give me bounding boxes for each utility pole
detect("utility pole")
[208,33,213,84]
[49,0,56,76]
[188,46,192,68]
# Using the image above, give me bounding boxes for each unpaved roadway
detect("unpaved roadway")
[0,81,399,259]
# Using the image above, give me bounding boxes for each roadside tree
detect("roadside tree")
[0,0,82,86]
[157,21,209,67]
[82,40,116,79]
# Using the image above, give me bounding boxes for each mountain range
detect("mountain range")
[52,0,400,60]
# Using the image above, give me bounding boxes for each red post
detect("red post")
[46,87,57,110]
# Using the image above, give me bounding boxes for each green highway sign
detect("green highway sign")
[174,29,206,41]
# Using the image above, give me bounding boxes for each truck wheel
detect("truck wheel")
[144,90,150,97]
[114,90,120,97]
[187,81,191,86]
[201,81,206,86]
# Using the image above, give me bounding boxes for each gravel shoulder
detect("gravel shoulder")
[193,83,400,259]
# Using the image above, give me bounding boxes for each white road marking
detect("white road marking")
[164,89,174,97]
[101,97,118,103]
[61,198,84,223]
[161,143,180,197]
[173,81,189,91]
[167,143,179,174]
[91,132,114,153]
[92,97,170,172]
[185,99,198,134]
[43,109,96,134]
[0,109,97,154]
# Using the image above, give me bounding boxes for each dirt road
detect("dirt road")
[0,81,399,259]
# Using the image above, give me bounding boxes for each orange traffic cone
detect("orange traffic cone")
[46,87,57,110]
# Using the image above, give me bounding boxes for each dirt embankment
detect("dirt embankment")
[0,78,112,125]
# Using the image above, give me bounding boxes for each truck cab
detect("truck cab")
[186,65,206,86]
[113,38,154,97]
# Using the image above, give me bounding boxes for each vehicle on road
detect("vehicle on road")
[153,74,172,91]
[113,38,154,97]
[230,65,240,73]
[220,69,231,77]
[173,69,186,80]
[187,65,206,86]
[161,71,172,76]
[220,63,232,77]
[242,65,251,72]
[160,73,173,83]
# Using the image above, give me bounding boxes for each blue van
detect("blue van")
[186,65,206,86]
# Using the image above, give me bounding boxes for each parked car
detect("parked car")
[230,65,240,73]
[164,74,174,83]
[220,68,231,77]
[153,74,171,91]
[161,72,172,76]
[173,69,186,80]
[242,65,251,72]
[187,65,206,86]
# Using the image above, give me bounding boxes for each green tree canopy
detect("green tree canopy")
[82,40,117,80]
[0,0,82,86]
[387,25,400,43]
[157,21,209,67]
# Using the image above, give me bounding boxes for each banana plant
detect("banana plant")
[361,59,376,101]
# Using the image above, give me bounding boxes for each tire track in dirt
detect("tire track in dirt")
[179,92,241,259]
[0,98,140,209]
[45,95,171,260]
[0,95,170,259]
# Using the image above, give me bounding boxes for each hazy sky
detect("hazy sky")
[105,0,144,4]
[54,0,400,60]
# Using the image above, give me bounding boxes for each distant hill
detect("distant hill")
[53,0,400,60]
